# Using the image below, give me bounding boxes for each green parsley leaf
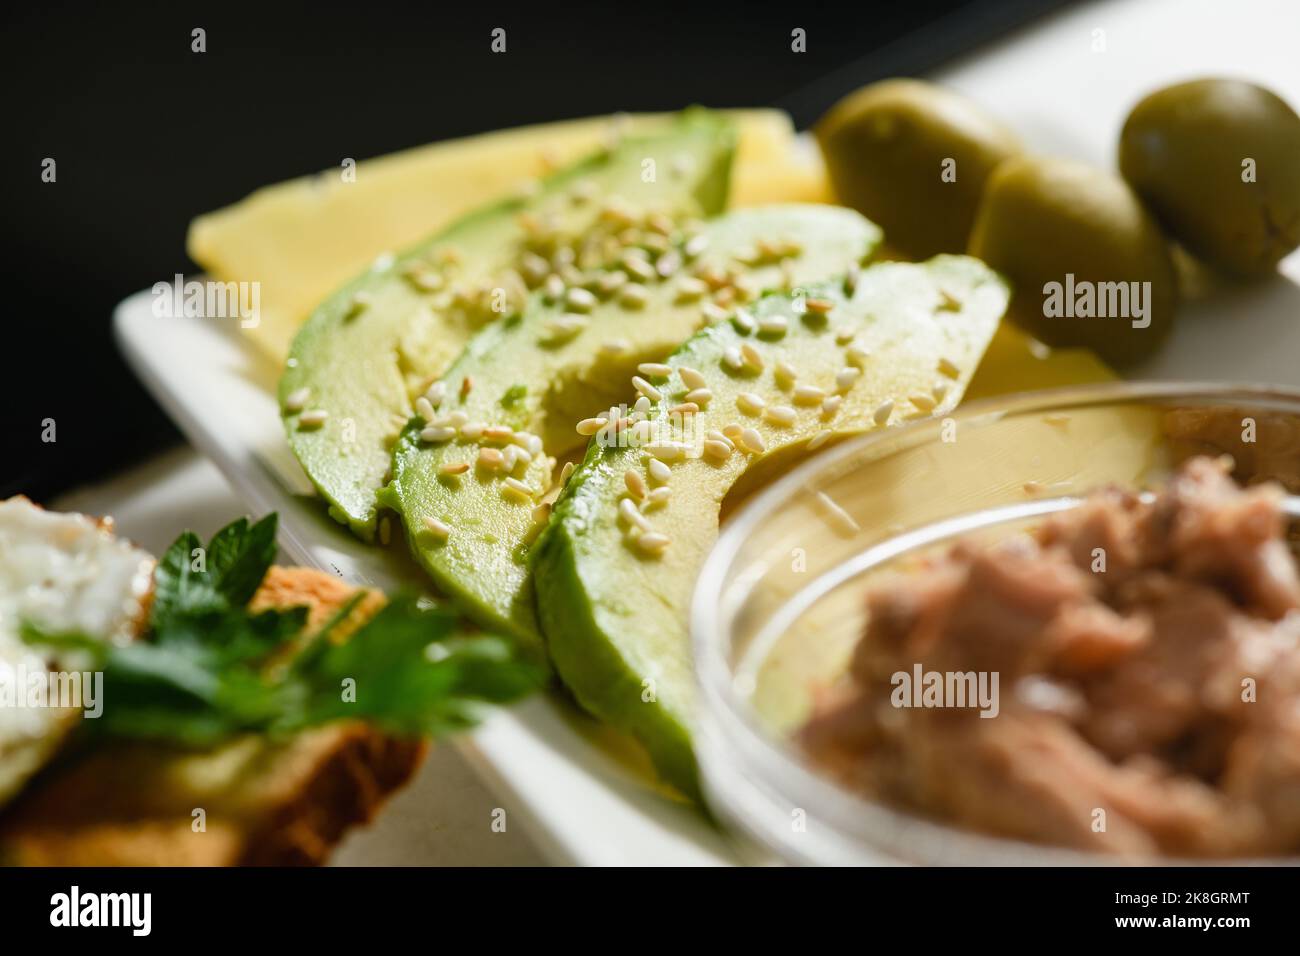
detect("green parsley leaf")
[21,515,542,747]
[151,514,278,626]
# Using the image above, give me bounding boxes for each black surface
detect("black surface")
[1,0,1068,503]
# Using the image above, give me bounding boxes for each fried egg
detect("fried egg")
[0,497,153,806]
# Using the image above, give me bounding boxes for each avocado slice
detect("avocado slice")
[384,205,882,642]
[531,256,1009,794]
[280,111,737,540]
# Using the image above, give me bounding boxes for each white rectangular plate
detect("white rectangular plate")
[114,0,1298,867]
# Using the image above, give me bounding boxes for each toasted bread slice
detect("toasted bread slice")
[0,567,427,866]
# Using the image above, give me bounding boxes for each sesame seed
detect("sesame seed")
[440,462,470,476]
[932,382,950,403]
[721,346,744,372]
[684,387,713,407]
[807,431,831,451]
[646,487,672,508]
[600,339,631,357]
[909,393,937,413]
[722,423,744,441]
[284,387,311,413]
[483,425,515,444]
[501,446,519,472]
[619,284,650,309]
[633,395,651,415]
[793,384,826,405]
[757,315,788,336]
[764,405,797,427]
[736,392,766,416]
[705,429,735,450]
[675,277,708,302]
[732,309,756,334]
[804,297,835,315]
[421,425,456,443]
[502,477,533,503]
[938,356,961,379]
[576,418,605,436]
[821,395,843,418]
[520,252,551,285]
[513,431,543,456]
[625,469,648,500]
[619,496,651,531]
[630,420,654,444]
[425,381,447,407]
[298,409,328,429]
[834,327,855,345]
[668,402,700,416]
[596,271,628,297]
[678,366,707,390]
[634,531,671,556]
[648,459,671,484]
[459,421,486,440]
[513,446,534,467]
[423,516,452,541]
[741,343,764,372]
[738,428,766,455]
[697,301,727,325]
[656,249,683,278]
[835,367,862,393]
[543,274,565,302]
[622,254,655,282]
[683,234,709,259]
[566,287,597,312]
[774,361,797,388]
[645,442,687,462]
[637,362,672,379]
[478,447,505,470]
[560,461,575,485]
[544,314,588,342]
[646,212,674,237]
[415,396,436,421]
[873,400,894,426]
[631,376,663,402]
[703,439,733,462]
[846,344,871,368]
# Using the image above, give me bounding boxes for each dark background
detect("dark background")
[1,0,1066,502]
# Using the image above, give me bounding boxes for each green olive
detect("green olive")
[968,156,1177,367]
[815,79,1021,259]
[1119,78,1300,276]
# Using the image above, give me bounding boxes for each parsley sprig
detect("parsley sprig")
[21,515,541,745]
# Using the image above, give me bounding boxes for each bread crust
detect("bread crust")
[0,567,427,866]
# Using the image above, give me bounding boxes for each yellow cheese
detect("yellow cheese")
[188,110,829,361]
[965,322,1117,400]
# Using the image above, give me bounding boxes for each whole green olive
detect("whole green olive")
[1119,78,1300,276]
[815,79,1022,259]
[969,156,1178,367]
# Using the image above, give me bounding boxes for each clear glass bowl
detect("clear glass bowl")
[691,382,1300,866]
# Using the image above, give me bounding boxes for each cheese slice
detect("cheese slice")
[188,110,829,361]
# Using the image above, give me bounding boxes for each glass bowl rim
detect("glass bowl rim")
[691,379,1300,865]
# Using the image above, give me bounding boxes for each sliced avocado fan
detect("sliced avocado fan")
[530,256,1009,795]
[279,110,737,540]
[384,205,882,643]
